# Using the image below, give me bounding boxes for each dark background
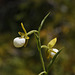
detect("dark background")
[0,0,75,75]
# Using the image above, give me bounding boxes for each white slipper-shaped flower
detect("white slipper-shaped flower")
[46,38,59,58]
[13,23,29,48]
[13,37,25,48]
[49,48,58,58]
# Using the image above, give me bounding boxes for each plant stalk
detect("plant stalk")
[38,32,46,72]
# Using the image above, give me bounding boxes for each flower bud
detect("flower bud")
[13,37,25,48]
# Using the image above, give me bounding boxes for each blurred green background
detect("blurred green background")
[0,0,75,75]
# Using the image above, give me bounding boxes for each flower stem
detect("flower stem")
[39,48,46,71]
[27,30,38,36]
[39,71,47,75]
[41,45,49,49]
[38,32,46,72]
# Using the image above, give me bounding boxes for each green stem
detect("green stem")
[41,45,49,49]
[39,49,46,71]
[39,71,47,75]
[27,29,46,72]
[38,32,46,72]
[27,30,38,36]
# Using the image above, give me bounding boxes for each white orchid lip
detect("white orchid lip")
[50,48,59,58]
[13,37,25,48]
[52,48,59,53]
[50,52,56,57]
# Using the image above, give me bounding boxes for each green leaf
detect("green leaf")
[47,49,62,74]
[38,12,50,32]
[48,38,57,48]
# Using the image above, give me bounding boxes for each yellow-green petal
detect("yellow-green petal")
[18,32,24,36]
[21,22,27,34]
[18,32,25,38]
[46,50,50,59]
[24,39,28,47]
[48,38,57,48]
[26,36,29,39]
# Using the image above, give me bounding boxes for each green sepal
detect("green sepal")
[48,38,57,48]
[38,12,50,32]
